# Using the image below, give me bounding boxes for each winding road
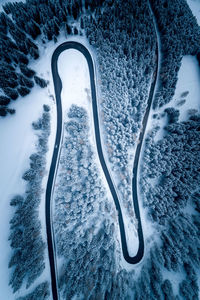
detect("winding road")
[46,5,159,299]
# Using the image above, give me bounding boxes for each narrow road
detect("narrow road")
[47,6,159,298]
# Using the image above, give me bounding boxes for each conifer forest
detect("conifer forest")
[0,0,199,299]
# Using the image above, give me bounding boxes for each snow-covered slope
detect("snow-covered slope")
[187,0,200,25]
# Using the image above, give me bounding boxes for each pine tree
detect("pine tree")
[3,87,18,100]
[0,95,10,105]
[34,76,48,88]
[18,86,30,97]
[20,64,35,78]
[0,107,7,116]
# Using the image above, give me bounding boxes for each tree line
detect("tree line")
[150,0,200,108]
[83,0,157,220]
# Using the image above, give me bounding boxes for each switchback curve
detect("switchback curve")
[47,31,158,298]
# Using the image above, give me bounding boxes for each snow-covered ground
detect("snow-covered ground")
[187,0,200,25]
[0,33,69,299]
[145,55,200,143]
[0,30,115,298]
[0,88,52,299]
[139,55,200,230]
[138,41,200,299]
[0,90,43,299]
[171,55,200,121]
[58,49,91,113]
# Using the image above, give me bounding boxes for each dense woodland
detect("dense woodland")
[9,105,51,295]
[142,114,200,223]
[84,0,157,218]
[0,0,157,220]
[139,113,200,299]
[54,104,200,299]
[150,0,200,108]
[1,0,200,298]
[2,0,199,223]
[54,105,120,298]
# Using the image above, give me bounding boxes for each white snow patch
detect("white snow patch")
[0,0,25,11]
[187,0,200,25]
[58,49,91,115]
[172,55,200,121]
[162,268,186,297]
